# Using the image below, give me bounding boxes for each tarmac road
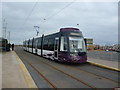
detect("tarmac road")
[15,46,119,89]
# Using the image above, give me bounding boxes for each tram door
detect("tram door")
[54,37,59,60]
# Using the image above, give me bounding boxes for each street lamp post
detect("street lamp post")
[8,31,10,43]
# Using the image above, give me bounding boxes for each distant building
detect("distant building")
[84,38,93,45]
[84,38,94,50]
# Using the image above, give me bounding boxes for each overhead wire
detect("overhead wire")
[39,0,76,34]
[45,0,76,21]
[20,0,38,29]
[20,0,76,37]
[19,0,39,40]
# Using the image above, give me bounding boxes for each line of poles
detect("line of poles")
[2,19,11,43]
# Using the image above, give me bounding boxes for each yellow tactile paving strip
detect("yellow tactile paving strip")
[13,51,37,88]
[88,61,120,72]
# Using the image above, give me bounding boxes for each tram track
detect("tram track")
[28,52,118,84]
[83,63,119,76]
[38,58,119,88]
[15,46,119,88]
[33,56,119,88]
[19,52,96,89]
[61,64,119,84]
[38,59,97,89]
[76,63,119,81]
[20,54,57,88]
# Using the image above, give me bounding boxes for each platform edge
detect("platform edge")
[13,51,37,88]
[87,61,120,72]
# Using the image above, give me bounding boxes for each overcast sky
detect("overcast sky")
[1,1,118,45]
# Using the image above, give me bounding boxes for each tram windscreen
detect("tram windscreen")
[69,37,86,53]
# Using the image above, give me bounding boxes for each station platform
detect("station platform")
[2,51,37,88]
[88,57,120,71]
[1,51,119,88]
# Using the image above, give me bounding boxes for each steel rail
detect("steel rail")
[62,64,119,84]
[38,59,97,89]
[87,63,119,76]
[20,54,57,89]
[20,50,96,89]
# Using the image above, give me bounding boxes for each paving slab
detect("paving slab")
[88,57,120,71]
[2,51,37,88]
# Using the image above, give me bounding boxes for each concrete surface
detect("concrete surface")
[15,46,119,88]
[87,51,119,61]
[1,46,119,88]
[2,51,37,88]
[88,57,119,70]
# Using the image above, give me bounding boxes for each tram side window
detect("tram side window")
[43,38,54,51]
[60,37,67,52]
[29,40,32,48]
[48,38,54,51]
[37,38,41,49]
[27,41,29,47]
[24,42,26,47]
[43,39,47,50]
[33,40,35,48]
[33,39,38,48]
[25,41,27,47]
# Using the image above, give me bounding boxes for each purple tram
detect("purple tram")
[23,27,87,63]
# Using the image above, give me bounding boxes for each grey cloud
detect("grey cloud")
[2,2,118,45]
